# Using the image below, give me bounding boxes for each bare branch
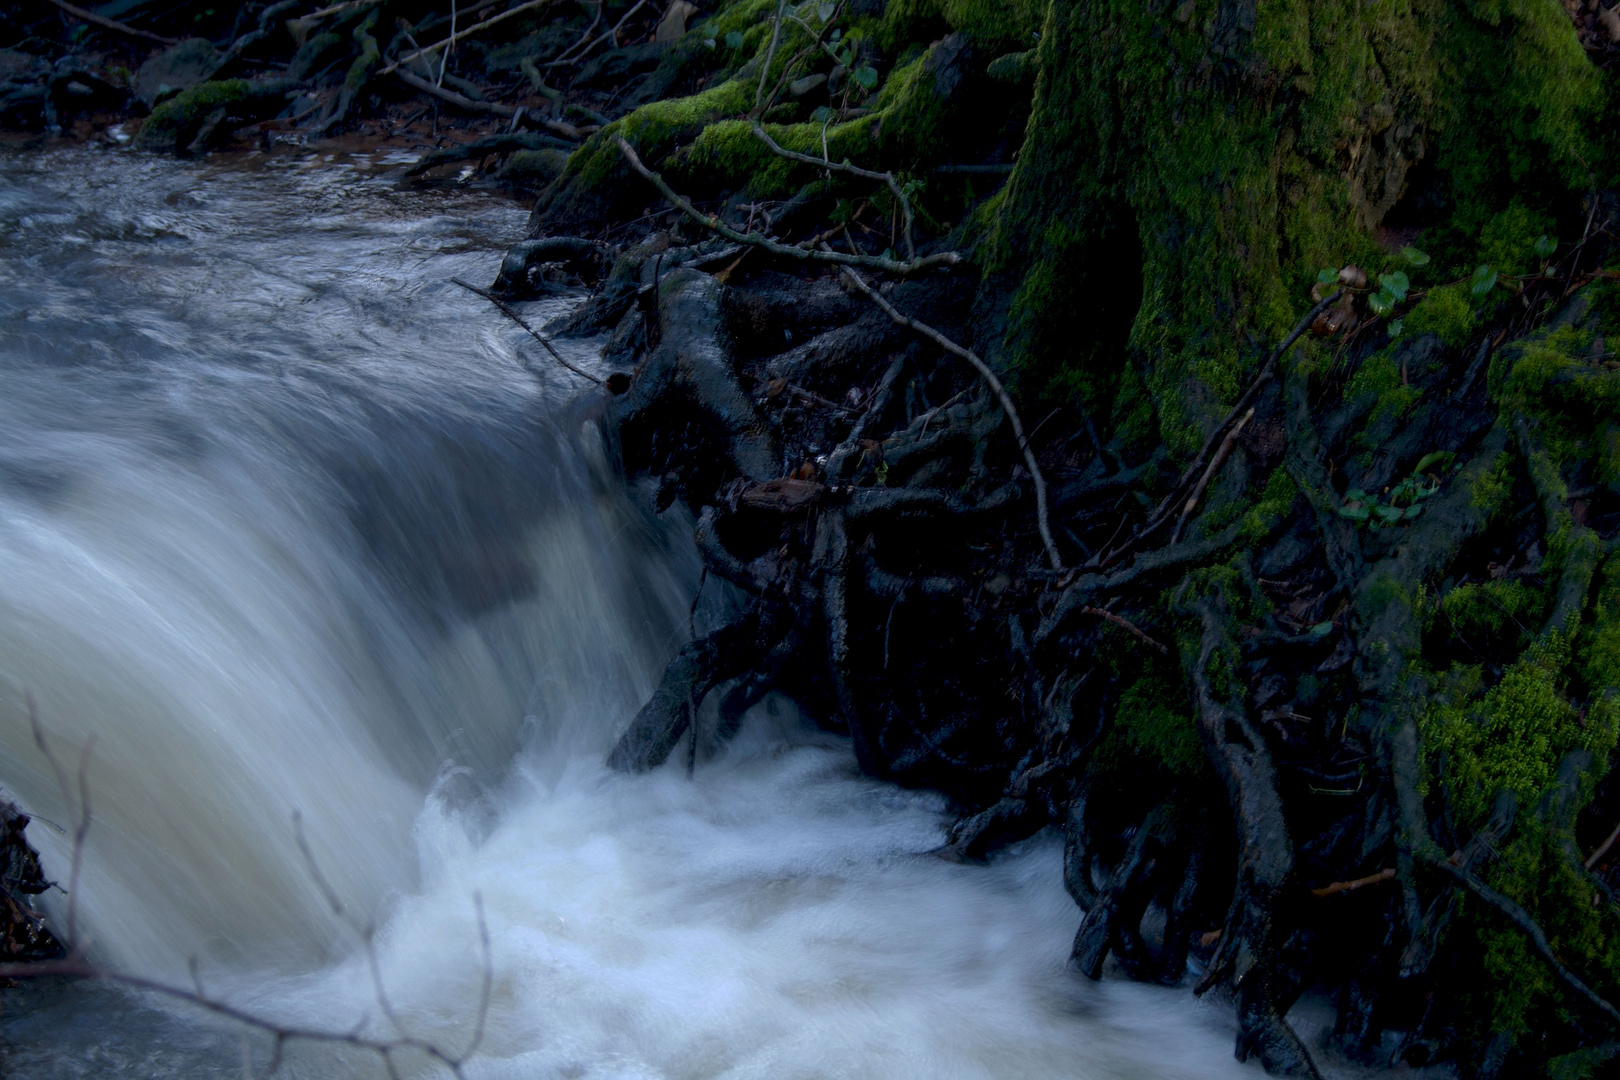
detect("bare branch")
[749,123,915,260]
[832,261,1063,571]
[46,0,178,45]
[1075,606,1168,654]
[612,136,959,276]
[1169,406,1254,545]
[1431,854,1620,1028]
[380,0,557,76]
[451,277,604,385]
[392,70,588,139]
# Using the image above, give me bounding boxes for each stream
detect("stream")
[0,144,1263,1079]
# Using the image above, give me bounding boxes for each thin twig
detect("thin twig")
[393,69,588,138]
[1169,407,1254,544]
[381,0,556,76]
[46,0,178,44]
[1076,606,1167,654]
[753,0,790,115]
[749,123,914,260]
[1589,820,1620,869]
[613,137,958,275]
[834,261,1063,571]
[451,277,603,385]
[1310,867,1396,897]
[27,695,89,948]
[546,0,653,67]
[1103,289,1342,566]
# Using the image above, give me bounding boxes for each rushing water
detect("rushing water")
[0,145,1264,1079]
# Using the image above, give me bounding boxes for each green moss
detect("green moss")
[136,78,290,151]
[1404,284,1477,349]
[1479,203,1556,276]
[1420,635,1613,823]
[674,114,878,198]
[1439,578,1546,656]
[1110,672,1205,778]
[980,0,1604,469]
[1347,351,1423,442]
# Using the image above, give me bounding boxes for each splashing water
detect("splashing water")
[0,147,1255,1079]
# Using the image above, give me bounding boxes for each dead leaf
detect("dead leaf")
[653,0,698,43]
[1600,3,1620,41]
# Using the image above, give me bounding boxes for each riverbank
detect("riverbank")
[5,2,1620,1077]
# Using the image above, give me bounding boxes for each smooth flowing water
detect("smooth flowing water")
[0,145,1260,1079]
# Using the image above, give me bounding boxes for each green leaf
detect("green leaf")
[853,65,879,89]
[703,37,716,47]
[1534,234,1557,259]
[1401,246,1430,266]
[1403,504,1424,520]
[1307,621,1334,638]
[873,462,889,486]
[1388,319,1403,338]
[1470,264,1497,297]
[1413,450,1454,474]
[810,105,835,124]
[1317,267,1338,285]
[1344,488,1367,501]
[1368,290,1394,317]
[829,27,842,41]
[725,30,744,48]
[1376,505,1404,523]
[818,1,836,21]
[1378,270,1410,301]
[1337,505,1371,522]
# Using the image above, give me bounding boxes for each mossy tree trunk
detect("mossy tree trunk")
[986,0,1599,449]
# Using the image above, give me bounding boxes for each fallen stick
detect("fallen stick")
[47,0,177,45]
[1076,606,1168,654]
[1310,868,1396,898]
[451,277,602,385]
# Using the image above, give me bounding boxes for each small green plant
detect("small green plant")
[1336,452,1451,528]
[1471,263,1499,297]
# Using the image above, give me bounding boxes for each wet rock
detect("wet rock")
[134,38,221,107]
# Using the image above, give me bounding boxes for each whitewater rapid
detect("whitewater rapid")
[0,145,1257,1079]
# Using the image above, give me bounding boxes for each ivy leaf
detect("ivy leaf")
[1400,246,1430,266]
[818,1,836,21]
[1307,621,1334,638]
[810,105,835,123]
[1376,505,1404,523]
[1378,270,1409,301]
[1470,264,1498,297]
[1337,505,1371,522]
[1534,234,1557,260]
[1403,504,1424,520]
[725,30,744,48]
[1368,290,1394,317]
[703,37,716,47]
[1413,450,1454,473]
[829,27,842,41]
[853,64,880,89]
[1388,319,1404,337]
[1344,488,1367,502]
[1317,267,1338,285]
